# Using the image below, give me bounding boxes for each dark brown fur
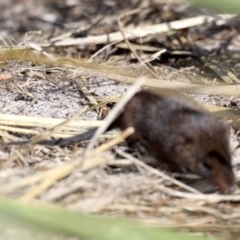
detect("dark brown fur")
[111,91,236,194]
[9,91,236,194]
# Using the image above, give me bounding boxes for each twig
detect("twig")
[156,185,240,202]
[18,127,134,201]
[116,149,201,194]
[84,77,145,155]
[40,15,235,47]
[117,8,160,79]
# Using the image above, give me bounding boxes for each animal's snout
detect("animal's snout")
[217,180,236,194]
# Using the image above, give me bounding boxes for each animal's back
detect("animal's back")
[112,91,235,194]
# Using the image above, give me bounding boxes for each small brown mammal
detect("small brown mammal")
[10,91,236,194]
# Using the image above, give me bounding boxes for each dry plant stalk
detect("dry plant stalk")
[17,127,134,201]
[84,77,145,154]
[1,3,240,238]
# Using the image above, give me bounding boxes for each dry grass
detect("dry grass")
[0,0,240,239]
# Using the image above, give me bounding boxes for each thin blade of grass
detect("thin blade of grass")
[193,0,240,14]
[0,198,208,240]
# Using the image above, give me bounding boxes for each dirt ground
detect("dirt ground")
[1,0,240,239]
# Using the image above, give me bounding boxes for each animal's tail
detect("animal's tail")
[8,127,97,146]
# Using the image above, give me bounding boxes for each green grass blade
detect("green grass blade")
[0,198,208,240]
[192,0,240,14]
